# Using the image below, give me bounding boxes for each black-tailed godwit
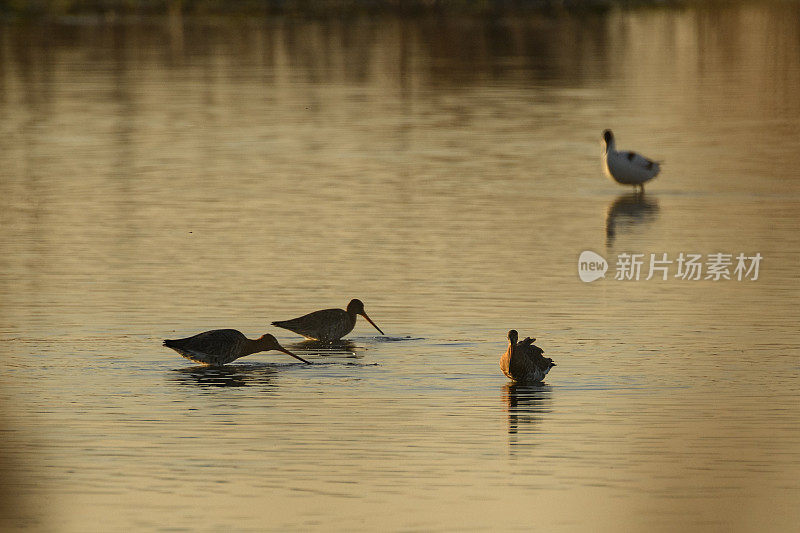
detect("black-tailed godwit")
[271,299,384,342]
[500,330,556,383]
[164,329,311,366]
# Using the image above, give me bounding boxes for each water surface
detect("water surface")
[1,4,799,531]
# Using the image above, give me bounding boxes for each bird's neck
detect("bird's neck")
[604,139,615,154]
[243,338,265,356]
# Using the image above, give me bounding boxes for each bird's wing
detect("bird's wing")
[622,150,658,170]
[187,329,243,355]
[164,329,244,363]
[518,337,534,348]
[272,309,345,337]
[209,329,245,353]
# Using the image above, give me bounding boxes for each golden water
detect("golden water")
[1,4,799,531]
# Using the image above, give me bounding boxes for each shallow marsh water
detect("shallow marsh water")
[1,4,800,531]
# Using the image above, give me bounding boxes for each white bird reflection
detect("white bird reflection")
[605,192,660,247]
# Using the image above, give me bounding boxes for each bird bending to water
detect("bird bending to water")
[271,299,384,342]
[500,330,556,383]
[602,129,660,193]
[163,329,311,366]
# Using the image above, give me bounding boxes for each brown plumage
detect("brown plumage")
[499,330,556,383]
[163,329,311,366]
[271,299,384,342]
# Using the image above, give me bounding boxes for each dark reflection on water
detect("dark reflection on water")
[0,14,612,90]
[171,364,279,388]
[288,338,360,357]
[605,192,660,247]
[5,4,795,96]
[503,382,552,446]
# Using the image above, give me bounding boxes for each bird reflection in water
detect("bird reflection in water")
[172,364,279,388]
[287,339,361,358]
[605,192,660,246]
[503,383,552,449]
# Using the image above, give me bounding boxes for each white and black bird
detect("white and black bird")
[602,129,661,193]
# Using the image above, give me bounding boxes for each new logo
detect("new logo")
[578,251,608,282]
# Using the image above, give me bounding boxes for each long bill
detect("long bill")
[361,312,385,336]
[278,346,312,365]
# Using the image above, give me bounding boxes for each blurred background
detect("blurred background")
[1,1,799,531]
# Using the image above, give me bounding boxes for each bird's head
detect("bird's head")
[259,333,312,364]
[347,299,365,315]
[347,299,385,336]
[507,330,518,346]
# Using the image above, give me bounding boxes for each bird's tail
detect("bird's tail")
[519,337,535,347]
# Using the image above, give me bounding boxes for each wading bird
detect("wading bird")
[271,299,384,342]
[602,129,660,193]
[163,329,311,366]
[500,330,556,383]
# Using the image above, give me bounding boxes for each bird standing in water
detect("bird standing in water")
[500,330,556,383]
[271,299,384,342]
[163,329,311,366]
[602,129,661,193]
